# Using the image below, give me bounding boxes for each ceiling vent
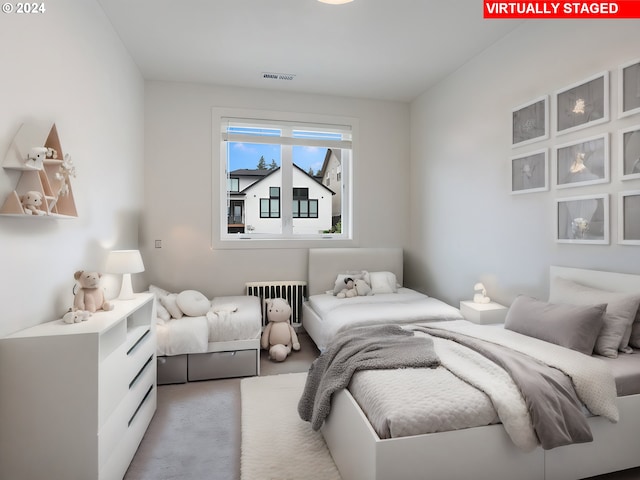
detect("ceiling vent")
[262,72,296,81]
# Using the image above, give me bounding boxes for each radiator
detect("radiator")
[245,281,307,327]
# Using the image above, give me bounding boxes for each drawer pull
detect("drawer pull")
[129,384,153,427]
[129,355,153,389]
[127,328,151,356]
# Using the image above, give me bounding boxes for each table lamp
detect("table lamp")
[106,249,145,300]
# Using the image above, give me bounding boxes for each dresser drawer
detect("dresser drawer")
[187,349,257,381]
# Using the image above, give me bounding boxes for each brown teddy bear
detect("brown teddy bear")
[73,271,114,313]
[260,298,300,361]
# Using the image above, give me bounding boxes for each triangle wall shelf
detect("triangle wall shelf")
[1,123,78,218]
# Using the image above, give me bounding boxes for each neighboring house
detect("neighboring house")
[228,165,335,235]
[318,148,342,224]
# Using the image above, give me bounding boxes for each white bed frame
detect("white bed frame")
[310,255,640,480]
[302,247,404,349]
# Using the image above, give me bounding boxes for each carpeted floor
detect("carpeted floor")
[240,373,341,480]
[124,333,319,480]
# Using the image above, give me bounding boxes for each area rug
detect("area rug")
[241,372,342,480]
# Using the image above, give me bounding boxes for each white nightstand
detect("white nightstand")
[460,300,508,325]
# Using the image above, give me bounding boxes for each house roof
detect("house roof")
[239,165,335,196]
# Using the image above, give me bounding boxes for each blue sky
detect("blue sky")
[228,142,327,174]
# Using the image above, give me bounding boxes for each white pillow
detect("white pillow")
[160,293,183,319]
[369,271,398,294]
[149,284,172,321]
[177,290,211,317]
[549,276,640,357]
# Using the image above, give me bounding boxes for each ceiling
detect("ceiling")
[97,0,523,102]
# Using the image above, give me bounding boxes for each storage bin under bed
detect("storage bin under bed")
[157,338,260,384]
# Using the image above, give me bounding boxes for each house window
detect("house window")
[216,109,354,243]
[228,177,239,192]
[260,187,280,218]
[293,188,318,218]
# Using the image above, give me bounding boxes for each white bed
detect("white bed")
[149,286,262,383]
[302,247,464,351]
[310,261,640,480]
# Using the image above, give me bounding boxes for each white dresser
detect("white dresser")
[0,293,156,480]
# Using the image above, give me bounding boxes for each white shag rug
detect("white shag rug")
[241,372,342,480]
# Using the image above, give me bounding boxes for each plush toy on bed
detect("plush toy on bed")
[336,277,358,298]
[260,297,300,361]
[73,270,114,313]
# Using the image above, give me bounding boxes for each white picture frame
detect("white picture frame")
[618,58,640,119]
[556,71,609,135]
[556,194,609,244]
[619,190,640,245]
[619,124,640,180]
[512,96,549,147]
[510,149,548,194]
[555,134,609,189]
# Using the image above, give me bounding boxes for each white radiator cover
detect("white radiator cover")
[245,281,307,327]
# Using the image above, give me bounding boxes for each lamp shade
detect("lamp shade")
[105,250,145,274]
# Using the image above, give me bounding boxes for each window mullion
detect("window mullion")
[281,140,293,236]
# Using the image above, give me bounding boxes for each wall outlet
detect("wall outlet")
[155,240,162,248]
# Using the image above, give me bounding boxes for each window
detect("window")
[228,177,239,192]
[260,187,280,218]
[293,188,318,219]
[216,109,353,242]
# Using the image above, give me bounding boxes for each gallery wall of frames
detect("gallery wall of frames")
[510,58,640,246]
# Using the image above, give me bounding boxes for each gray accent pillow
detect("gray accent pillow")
[549,276,640,357]
[504,295,606,355]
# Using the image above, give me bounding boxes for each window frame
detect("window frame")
[212,107,357,249]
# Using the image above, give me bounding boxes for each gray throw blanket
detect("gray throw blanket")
[411,325,593,449]
[298,324,439,431]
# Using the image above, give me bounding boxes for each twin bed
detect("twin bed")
[301,248,640,480]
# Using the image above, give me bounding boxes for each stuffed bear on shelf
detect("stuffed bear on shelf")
[260,297,300,362]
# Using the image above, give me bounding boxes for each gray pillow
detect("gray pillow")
[504,295,606,355]
[549,276,640,357]
[630,309,640,349]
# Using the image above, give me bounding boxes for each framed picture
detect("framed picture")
[618,191,640,245]
[619,124,640,180]
[618,58,640,119]
[556,194,609,244]
[511,149,548,194]
[556,71,609,135]
[555,134,609,189]
[512,96,548,147]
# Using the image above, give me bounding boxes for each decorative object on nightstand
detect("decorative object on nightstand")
[460,300,508,325]
[106,249,145,300]
[473,282,491,304]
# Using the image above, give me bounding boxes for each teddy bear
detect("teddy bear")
[354,278,373,296]
[21,191,46,215]
[73,270,114,313]
[260,297,300,362]
[62,309,92,324]
[336,277,358,298]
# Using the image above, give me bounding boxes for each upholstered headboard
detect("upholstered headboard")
[307,248,403,296]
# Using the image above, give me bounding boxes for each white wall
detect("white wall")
[143,81,410,297]
[0,0,144,336]
[408,20,640,308]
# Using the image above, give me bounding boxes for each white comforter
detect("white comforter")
[349,320,619,451]
[306,288,464,351]
[156,295,261,356]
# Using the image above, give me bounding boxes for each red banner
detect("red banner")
[484,1,640,18]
